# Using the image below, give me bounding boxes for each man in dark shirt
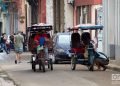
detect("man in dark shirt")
[10,35,14,49]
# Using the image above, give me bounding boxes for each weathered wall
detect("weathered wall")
[64,1,74,31]
[18,0,26,33]
[46,0,53,25]
[38,0,46,23]
[103,0,120,64]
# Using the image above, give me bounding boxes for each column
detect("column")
[39,0,46,23]
[115,0,120,61]
[103,0,108,55]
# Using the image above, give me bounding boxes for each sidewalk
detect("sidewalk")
[107,64,120,72]
[0,67,16,86]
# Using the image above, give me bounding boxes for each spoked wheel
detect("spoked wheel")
[41,59,45,72]
[48,62,50,69]
[32,62,36,72]
[48,59,53,70]
[39,64,41,70]
[31,55,36,72]
[50,59,53,70]
[71,56,77,70]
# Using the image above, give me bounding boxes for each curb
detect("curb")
[107,65,120,72]
[0,66,20,86]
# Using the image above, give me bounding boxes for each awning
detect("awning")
[75,24,103,30]
[29,23,52,32]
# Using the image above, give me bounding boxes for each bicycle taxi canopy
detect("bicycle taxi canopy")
[70,24,103,51]
[29,23,52,33]
[68,24,103,31]
[75,24,103,30]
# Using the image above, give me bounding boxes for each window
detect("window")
[58,35,71,45]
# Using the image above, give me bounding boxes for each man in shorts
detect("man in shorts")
[14,31,24,64]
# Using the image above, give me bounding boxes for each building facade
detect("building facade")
[27,0,46,24]
[64,0,74,31]
[103,0,120,64]
[74,0,102,25]
[73,0,102,49]
[0,0,19,35]
[0,0,27,35]
[27,0,74,33]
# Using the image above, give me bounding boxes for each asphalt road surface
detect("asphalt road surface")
[0,52,120,86]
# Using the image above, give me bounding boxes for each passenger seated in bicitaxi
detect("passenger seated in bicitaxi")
[71,32,85,53]
[36,34,45,54]
[81,32,91,59]
[33,32,41,53]
[28,34,37,54]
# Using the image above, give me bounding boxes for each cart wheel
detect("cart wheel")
[71,56,76,70]
[41,59,45,72]
[48,64,50,69]
[48,60,50,69]
[39,64,41,70]
[50,59,53,70]
[32,62,36,72]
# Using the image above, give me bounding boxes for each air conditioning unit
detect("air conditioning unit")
[67,0,74,4]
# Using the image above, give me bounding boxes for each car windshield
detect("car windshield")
[58,35,71,45]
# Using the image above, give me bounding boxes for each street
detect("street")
[0,52,120,86]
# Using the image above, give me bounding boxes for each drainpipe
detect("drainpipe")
[73,1,76,26]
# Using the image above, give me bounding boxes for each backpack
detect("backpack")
[39,37,45,46]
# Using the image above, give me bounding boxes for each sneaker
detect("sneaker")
[15,60,17,64]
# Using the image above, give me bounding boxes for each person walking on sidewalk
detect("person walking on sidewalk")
[0,33,9,54]
[21,32,26,52]
[14,31,24,64]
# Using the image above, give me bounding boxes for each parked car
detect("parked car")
[53,32,71,63]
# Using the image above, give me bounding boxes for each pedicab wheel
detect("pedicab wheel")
[48,59,50,69]
[71,56,76,70]
[50,59,53,70]
[32,62,36,72]
[39,64,41,70]
[48,63,50,69]
[41,59,45,72]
